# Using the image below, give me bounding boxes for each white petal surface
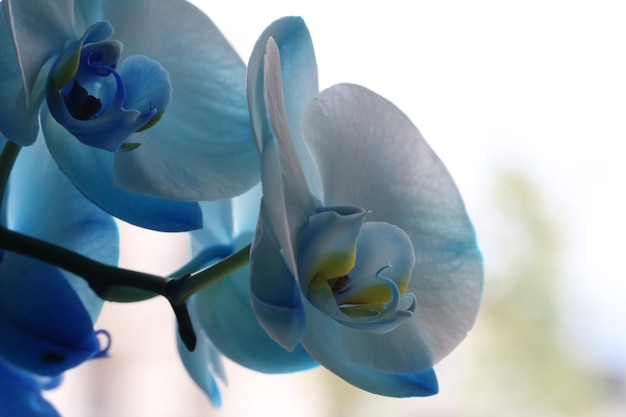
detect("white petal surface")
[302,83,483,366]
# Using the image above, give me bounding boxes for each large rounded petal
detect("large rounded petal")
[99,0,259,201]
[302,83,483,367]
[247,16,322,198]
[193,260,317,373]
[0,357,61,417]
[302,299,438,397]
[42,106,202,232]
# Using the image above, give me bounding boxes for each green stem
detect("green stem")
[0,141,21,205]
[0,226,168,296]
[169,244,251,304]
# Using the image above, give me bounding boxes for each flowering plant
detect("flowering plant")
[0,2,482,415]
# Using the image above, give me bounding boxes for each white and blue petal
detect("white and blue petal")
[251,35,319,275]
[302,83,483,368]
[247,16,322,199]
[101,0,259,201]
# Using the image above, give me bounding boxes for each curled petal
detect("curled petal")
[297,207,365,292]
[337,222,415,306]
[300,213,417,335]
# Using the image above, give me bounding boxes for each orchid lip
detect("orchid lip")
[46,22,172,152]
[298,208,417,334]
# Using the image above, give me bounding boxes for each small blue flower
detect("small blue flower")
[245,17,483,397]
[0,135,117,414]
[0,0,259,231]
[178,185,317,406]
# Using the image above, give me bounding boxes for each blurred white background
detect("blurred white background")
[48,1,626,416]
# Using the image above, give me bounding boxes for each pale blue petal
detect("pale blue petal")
[193,262,317,373]
[249,205,306,351]
[302,299,438,397]
[0,7,43,145]
[191,200,234,259]
[2,0,76,107]
[247,16,322,198]
[231,183,262,237]
[0,357,61,417]
[41,106,203,232]
[102,0,259,201]
[73,0,104,33]
[176,329,224,408]
[189,185,261,267]
[302,83,483,366]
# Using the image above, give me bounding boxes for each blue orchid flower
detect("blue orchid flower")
[0,135,118,415]
[245,17,484,397]
[0,0,259,232]
[178,185,318,406]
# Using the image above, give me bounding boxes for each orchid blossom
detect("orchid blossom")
[178,185,317,406]
[244,17,483,396]
[0,0,259,232]
[0,136,118,415]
